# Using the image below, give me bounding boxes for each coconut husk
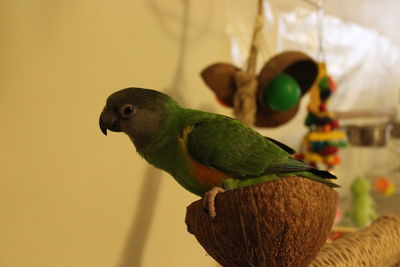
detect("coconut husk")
[201,63,239,107]
[255,51,318,127]
[185,176,338,267]
[200,52,318,128]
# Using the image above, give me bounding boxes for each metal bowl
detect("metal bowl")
[346,124,390,147]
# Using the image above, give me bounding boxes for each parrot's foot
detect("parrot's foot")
[203,187,225,218]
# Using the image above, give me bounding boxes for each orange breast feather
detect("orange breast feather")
[179,126,229,187]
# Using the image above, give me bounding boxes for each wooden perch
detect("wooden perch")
[310,214,400,267]
[185,177,338,267]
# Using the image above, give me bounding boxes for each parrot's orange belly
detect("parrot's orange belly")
[188,156,229,187]
[179,137,228,187]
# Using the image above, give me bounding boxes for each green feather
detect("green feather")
[186,115,290,177]
[112,88,339,196]
[181,111,338,191]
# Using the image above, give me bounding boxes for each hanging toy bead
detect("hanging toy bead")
[337,141,347,148]
[327,140,347,148]
[320,146,338,156]
[320,89,332,101]
[295,153,305,160]
[324,155,340,166]
[315,116,333,126]
[308,161,317,168]
[318,76,330,90]
[311,141,325,152]
[263,74,301,112]
[322,124,332,132]
[331,155,341,165]
[305,152,323,163]
[330,119,340,129]
[305,113,316,126]
[329,76,337,91]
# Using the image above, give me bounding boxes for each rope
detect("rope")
[233,71,258,124]
[233,0,264,125]
[310,214,400,267]
[316,0,326,62]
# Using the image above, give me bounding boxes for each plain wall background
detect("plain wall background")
[0,1,228,266]
[1,0,399,267]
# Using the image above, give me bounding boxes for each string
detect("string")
[316,0,326,62]
[246,0,264,74]
[302,0,326,62]
[233,0,265,125]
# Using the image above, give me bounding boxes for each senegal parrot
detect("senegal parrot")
[99,87,338,217]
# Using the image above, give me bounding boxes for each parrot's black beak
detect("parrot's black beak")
[99,109,121,136]
[99,118,109,136]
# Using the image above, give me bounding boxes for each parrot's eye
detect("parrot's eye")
[119,104,136,118]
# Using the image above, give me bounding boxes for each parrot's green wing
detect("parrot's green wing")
[185,116,292,178]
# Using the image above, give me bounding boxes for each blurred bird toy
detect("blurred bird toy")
[373,176,396,196]
[201,0,318,128]
[348,177,378,228]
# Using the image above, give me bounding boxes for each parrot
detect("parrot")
[99,87,338,217]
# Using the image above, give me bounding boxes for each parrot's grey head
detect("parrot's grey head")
[99,87,175,149]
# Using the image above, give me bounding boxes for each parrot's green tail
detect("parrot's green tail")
[221,171,339,191]
[296,171,340,188]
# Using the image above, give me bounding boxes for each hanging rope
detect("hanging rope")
[233,0,264,125]
[316,0,326,62]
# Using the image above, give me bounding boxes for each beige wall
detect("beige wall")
[1,1,399,267]
[0,1,229,266]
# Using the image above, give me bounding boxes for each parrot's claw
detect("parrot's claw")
[203,187,225,218]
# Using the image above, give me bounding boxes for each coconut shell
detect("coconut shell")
[255,51,318,127]
[257,51,318,95]
[185,176,338,267]
[255,102,300,128]
[201,63,240,107]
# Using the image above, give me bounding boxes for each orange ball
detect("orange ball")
[329,76,337,91]
[374,177,390,194]
[322,124,332,132]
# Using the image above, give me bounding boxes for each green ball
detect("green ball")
[263,74,301,111]
[319,76,330,90]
